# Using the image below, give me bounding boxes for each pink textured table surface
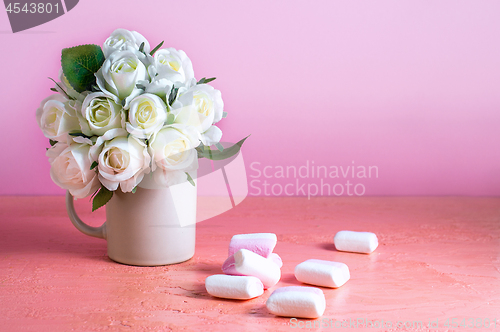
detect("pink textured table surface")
[1,196,499,332]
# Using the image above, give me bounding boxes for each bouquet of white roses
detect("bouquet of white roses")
[37,29,247,211]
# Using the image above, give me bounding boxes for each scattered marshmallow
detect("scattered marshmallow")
[222,252,282,276]
[269,253,283,268]
[225,249,281,288]
[266,286,326,318]
[334,230,378,254]
[295,259,350,288]
[228,233,277,258]
[205,274,264,300]
[221,254,242,276]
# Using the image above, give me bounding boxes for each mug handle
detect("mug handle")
[66,190,107,239]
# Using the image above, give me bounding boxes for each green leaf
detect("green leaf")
[48,77,73,100]
[168,85,179,106]
[61,44,105,93]
[222,111,228,118]
[49,139,57,146]
[69,132,92,138]
[197,77,216,85]
[132,186,137,193]
[50,88,57,92]
[150,41,164,56]
[90,161,98,170]
[197,135,250,161]
[138,42,145,53]
[92,186,113,212]
[186,173,195,186]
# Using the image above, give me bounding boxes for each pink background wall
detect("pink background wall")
[1,0,499,196]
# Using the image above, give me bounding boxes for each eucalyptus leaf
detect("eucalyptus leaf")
[69,132,92,138]
[198,77,215,84]
[150,41,164,56]
[168,85,179,106]
[90,161,98,170]
[47,77,73,100]
[197,135,249,161]
[197,77,216,84]
[61,44,105,93]
[186,173,195,186]
[92,186,113,212]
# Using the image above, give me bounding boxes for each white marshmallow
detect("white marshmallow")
[228,233,277,258]
[334,230,378,254]
[205,274,264,300]
[269,253,283,268]
[266,286,326,318]
[231,249,281,288]
[295,259,350,288]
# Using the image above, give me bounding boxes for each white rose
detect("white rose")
[126,93,168,139]
[171,84,224,145]
[79,92,123,136]
[150,125,199,172]
[36,94,81,143]
[95,130,150,192]
[151,168,197,188]
[103,28,150,58]
[47,142,100,199]
[200,125,222,146]
[148,48,194,86]
[149,125,199,187]
[136,78,174,103]
[95,50,148,108]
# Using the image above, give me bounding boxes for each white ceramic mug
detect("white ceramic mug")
[66,178,197,266]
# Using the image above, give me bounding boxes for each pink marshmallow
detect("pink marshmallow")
[228,233,277,258]
[223,252,282,275]
[222,254,242,276]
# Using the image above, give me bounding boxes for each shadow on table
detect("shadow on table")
[279,273,304,286]
[318,242,338,252]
